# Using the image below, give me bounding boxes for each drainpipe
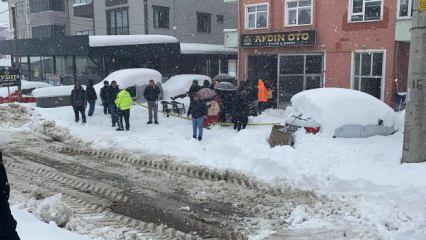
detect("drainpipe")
[143,0,149,34]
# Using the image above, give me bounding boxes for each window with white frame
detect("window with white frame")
[286,0,312,26]
[246,4,268,29]
[352,51,384,99]
[350,0,382,22]
[398,0,413,18]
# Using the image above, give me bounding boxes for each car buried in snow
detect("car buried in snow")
[286,88,398,138]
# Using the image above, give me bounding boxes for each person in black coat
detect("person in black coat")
[171,80,201,118]
[144,80,161,124]
[108,81,120,127]
[86,79,98,117]
[190,95,208,141]
[232,87,250,131]
[70,83,87,124]
[100,81,110,115]
[0,152,21,240]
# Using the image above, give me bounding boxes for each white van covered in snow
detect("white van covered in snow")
[96,68,163,102]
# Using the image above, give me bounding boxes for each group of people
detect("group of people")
[171,79,262,140]
[70,78,269,140]
[71,80,131,131]
[70,79,162,131]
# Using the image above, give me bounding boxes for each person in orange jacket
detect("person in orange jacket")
[257,79,268,114]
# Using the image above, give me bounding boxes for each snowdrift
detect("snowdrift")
[290,88,397,136]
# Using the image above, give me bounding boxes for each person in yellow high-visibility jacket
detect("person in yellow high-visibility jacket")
[115,88,133,131]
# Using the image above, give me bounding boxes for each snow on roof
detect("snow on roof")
[290,88,397,136]
[89,35,179,47]
[32,85,78,98]
[163,74,211,99]
[0,80,52,98]
[180,43,238,55]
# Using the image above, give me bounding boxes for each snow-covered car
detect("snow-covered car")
[162,74,211,100]
[33,85,82,108]
[287,88,398,137]
[96,68,163,102]
[0,80,52,104]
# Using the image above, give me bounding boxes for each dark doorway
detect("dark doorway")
[247,55,278,107]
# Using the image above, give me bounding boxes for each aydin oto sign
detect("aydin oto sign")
[0,69,21,87]
[241,30,316,48]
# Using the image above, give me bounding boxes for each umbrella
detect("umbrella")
[196,88,218,100]
[213,74,235,82]
[214,82,237,91]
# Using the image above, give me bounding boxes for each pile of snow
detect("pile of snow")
[32,85,78,98]
[12,207,90,240]
[290,88,397,136]
[0,80,52,98]
[34,194,72,227]
[95,68,162,92]
[162,74,211,99]
[180,43,238,55]
[89,35,178,47]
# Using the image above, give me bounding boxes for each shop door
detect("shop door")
[278,54,323,107]
[247,55,278,106]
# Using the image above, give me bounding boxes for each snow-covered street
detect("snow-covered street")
[0,102,425,239]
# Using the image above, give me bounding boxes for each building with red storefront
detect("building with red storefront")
[236,0,411,108]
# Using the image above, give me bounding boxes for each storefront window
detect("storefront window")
[278,54,323,105]
[20,56,30,81]
[76,56,98,84]
[246,3,268,29]
[56,56,75,85]
[30,56,42,81]
[352,52,384,99]
[285,0,312,26]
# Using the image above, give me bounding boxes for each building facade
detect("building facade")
[238,0,410,108]
[94,0,237,45]
[6,0,93,39]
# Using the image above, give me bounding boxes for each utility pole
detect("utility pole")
[402,0,426,163]
[11,6,22,102]
[143,0,149,34]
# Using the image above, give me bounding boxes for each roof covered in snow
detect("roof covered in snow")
[180,43,237,55]
[89,35,179,47]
